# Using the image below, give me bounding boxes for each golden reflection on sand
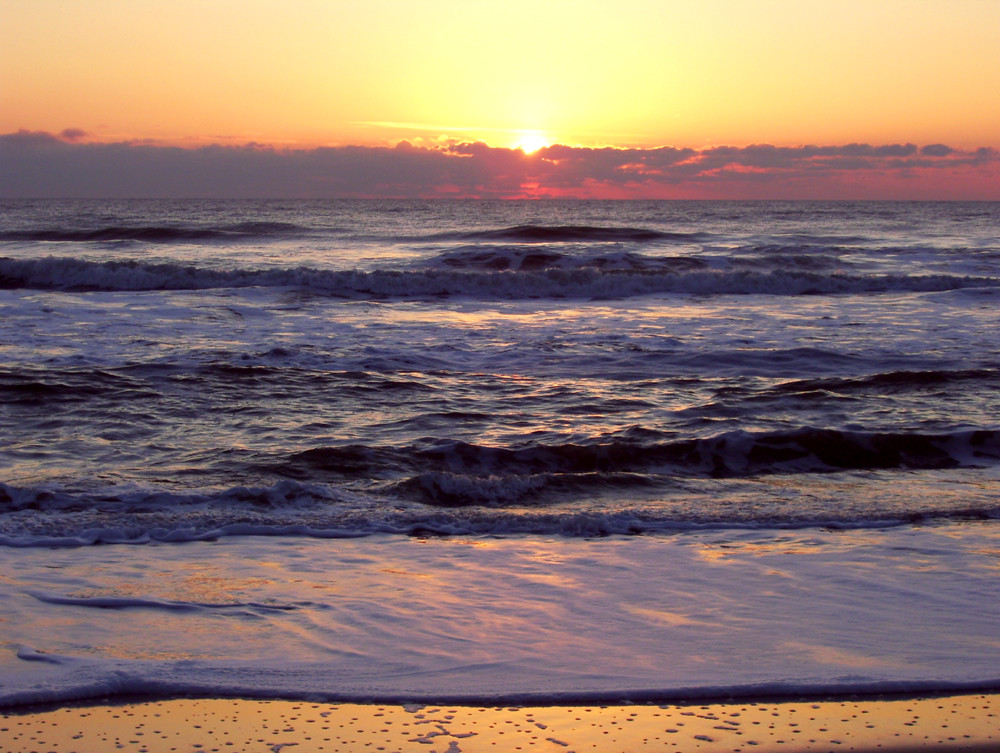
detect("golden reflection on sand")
[2,694,998,753]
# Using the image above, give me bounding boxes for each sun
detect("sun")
[514,130,549,154]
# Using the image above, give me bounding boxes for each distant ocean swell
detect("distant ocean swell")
[0,223,693,245]
[430,224,709,243]
[2,256,997,298]
[0,221,311,243]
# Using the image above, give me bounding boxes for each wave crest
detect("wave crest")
[429,224,705,243]
[2,256,996,299]
[284,428,1000,483]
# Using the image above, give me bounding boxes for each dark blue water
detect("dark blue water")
[1,199,999,543]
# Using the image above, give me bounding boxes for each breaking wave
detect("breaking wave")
[2,256,997,298]
[2,472,999,548]
[425,245,710,271]
[282,427,1000,483]
[5,426,998,547]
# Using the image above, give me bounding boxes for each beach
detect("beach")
[2,694,998,752]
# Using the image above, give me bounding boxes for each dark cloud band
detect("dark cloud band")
[1,130,996,199]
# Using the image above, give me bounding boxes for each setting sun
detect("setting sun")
[515,131,549,154]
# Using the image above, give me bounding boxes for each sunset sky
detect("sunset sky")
[2,0,999,199]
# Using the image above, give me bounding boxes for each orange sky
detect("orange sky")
[2,0,999,198]
[5,0,1000,149]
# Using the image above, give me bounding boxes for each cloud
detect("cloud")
[1,130,998,199]
[921,143,954,157]
[1,129,64,147]
[59,128,89,142]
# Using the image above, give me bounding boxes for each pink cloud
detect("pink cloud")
[1,131,998,199]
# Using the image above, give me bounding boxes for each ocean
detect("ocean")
[1,199,998,707]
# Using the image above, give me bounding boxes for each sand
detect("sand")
[1,693,997,752]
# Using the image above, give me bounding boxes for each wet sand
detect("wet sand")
[1,693,997,752]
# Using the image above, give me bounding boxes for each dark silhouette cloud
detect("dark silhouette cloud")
[921,144,953,156]
[1,130,997,199]
[59,128,89,142]
[1,129,64,147]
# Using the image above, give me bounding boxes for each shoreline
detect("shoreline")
[2,691,997,752]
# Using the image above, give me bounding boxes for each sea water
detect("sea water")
[1,199,998,707]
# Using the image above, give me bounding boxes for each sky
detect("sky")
[2,0,999,199]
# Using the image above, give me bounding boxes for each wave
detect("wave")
[27,590,304,613]
[5,426,998,547]
[283,427,1000,483]
[427,224,707,244]
[0,366,161,404]
[426,245,709,271]
[2,474,998,548]
[2,256,997,298]
[765,368,1000,396]
[0,221,309,243]
[2,670,998,711]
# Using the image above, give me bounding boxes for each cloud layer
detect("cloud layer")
[2,130,998,200]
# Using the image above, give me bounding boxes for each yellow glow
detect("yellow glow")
[1,1,999,149]
[514,131,549,154]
